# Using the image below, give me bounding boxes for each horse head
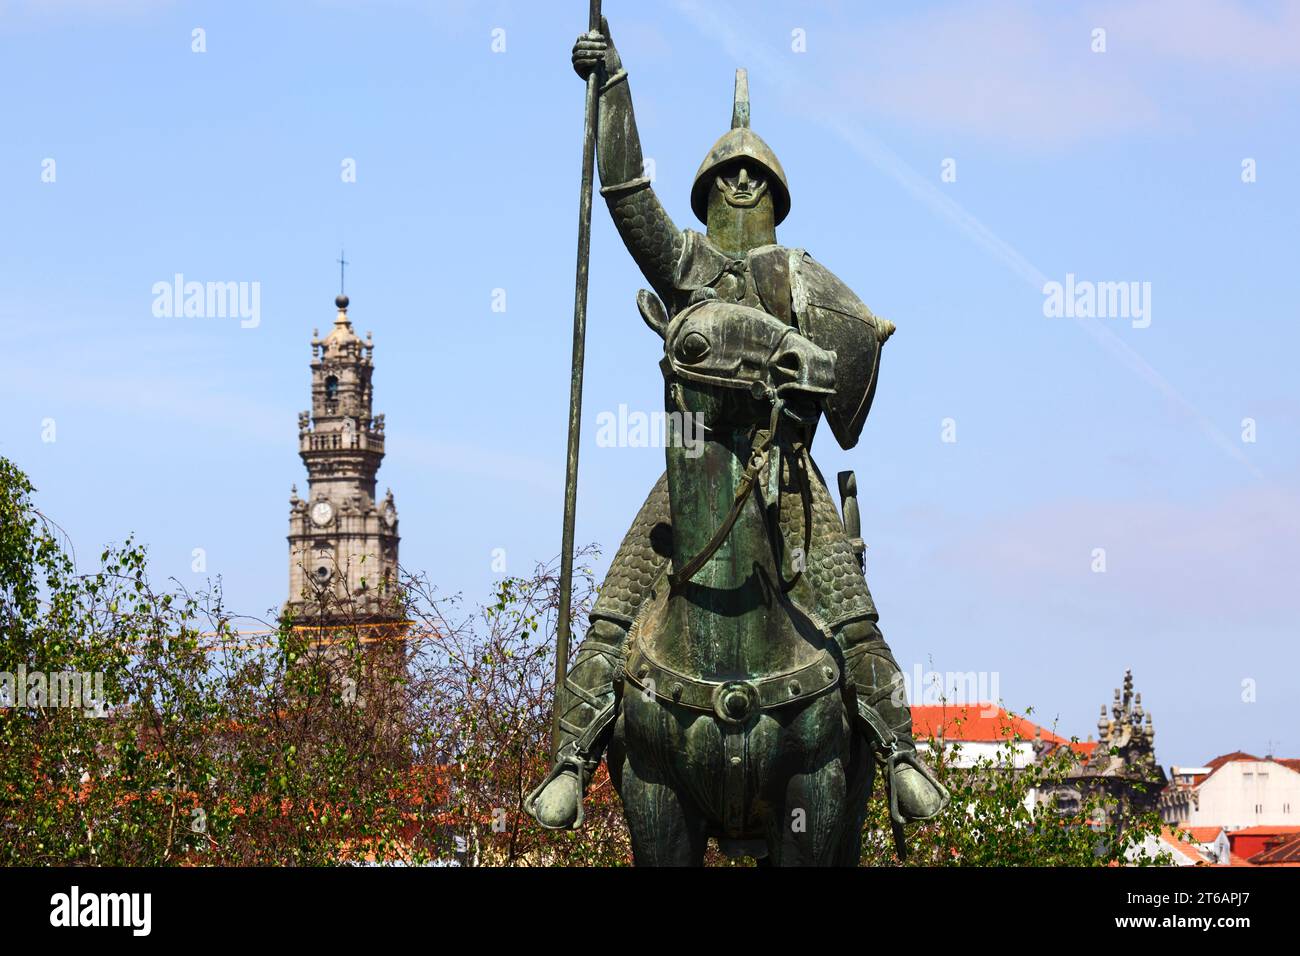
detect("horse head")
[644,294,837,432]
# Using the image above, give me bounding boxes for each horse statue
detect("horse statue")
[618,296,877,863]
[525,20,947,865]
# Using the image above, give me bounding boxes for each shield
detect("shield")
[789,251,893,450]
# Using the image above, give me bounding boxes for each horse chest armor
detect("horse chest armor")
[591,469,878,634]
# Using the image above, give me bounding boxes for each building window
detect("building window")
[325,376,339,400]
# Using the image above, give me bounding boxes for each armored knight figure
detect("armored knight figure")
[530,20,948,841]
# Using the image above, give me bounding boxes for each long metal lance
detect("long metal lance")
[552,0,603,761]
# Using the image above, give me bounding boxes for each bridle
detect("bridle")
[666,333,817,596]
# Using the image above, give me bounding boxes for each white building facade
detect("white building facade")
[1161,753,1300,830]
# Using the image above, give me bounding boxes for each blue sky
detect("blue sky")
[2,0,1298,767]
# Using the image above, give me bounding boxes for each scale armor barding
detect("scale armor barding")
[592,468,879,633]
[589,472,674,627]
[601,179,685,309]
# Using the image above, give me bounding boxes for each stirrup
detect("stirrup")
[881,744,950,826]
[525,691,620,831]
[524,752,588,830]
[855,700,950,859]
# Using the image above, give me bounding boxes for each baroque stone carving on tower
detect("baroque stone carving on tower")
[285,293,401,624]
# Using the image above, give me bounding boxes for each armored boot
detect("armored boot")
[525,619,626,830]
[837,618,949,825]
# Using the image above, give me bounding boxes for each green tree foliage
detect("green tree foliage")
[0,456,1168,866]
[860,717,1171,866]
[1,455,633,865]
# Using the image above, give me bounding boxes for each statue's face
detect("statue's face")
[714,163,770,210]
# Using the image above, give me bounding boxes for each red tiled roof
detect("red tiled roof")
[1183,826,1225,844]
[1229,825,1300,838]
[1228,826,1300,860]
[1250,833,1300,866]
[1160,828,1212,864]
[1206,751,1260,770]
[911,705,1076,747]
[1170,752,1300,790]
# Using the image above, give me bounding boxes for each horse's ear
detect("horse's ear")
[637,289,669,339]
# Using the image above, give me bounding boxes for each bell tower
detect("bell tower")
[286,293,401,624]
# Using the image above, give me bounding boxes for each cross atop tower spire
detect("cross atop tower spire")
[337,248,349,296]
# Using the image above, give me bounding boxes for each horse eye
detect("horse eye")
[679,331,710,362]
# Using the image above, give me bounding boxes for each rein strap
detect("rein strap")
[668,398,785,594]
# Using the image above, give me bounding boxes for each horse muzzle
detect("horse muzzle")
[770,332,836,400]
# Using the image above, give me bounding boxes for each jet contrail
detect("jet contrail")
[674,0,1260,478]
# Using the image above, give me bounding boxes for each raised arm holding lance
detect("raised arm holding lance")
[573,22,684,306]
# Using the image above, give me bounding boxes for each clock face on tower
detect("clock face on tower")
[310,500,334,526]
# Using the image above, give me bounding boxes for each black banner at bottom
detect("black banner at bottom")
[0,865,1289,942]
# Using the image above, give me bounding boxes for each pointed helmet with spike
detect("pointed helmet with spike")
[691,69,791,226]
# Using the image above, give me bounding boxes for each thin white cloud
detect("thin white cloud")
[0,306,288,445]
[673,0,1261,479]
[398,432,558,492]
[816,0,1300,147]
[830,2,1157,148]
[1100,0,1300,70]
[0,0,175,16]
[934,481,1300,625]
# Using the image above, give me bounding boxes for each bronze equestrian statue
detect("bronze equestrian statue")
[526,19,948,865]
